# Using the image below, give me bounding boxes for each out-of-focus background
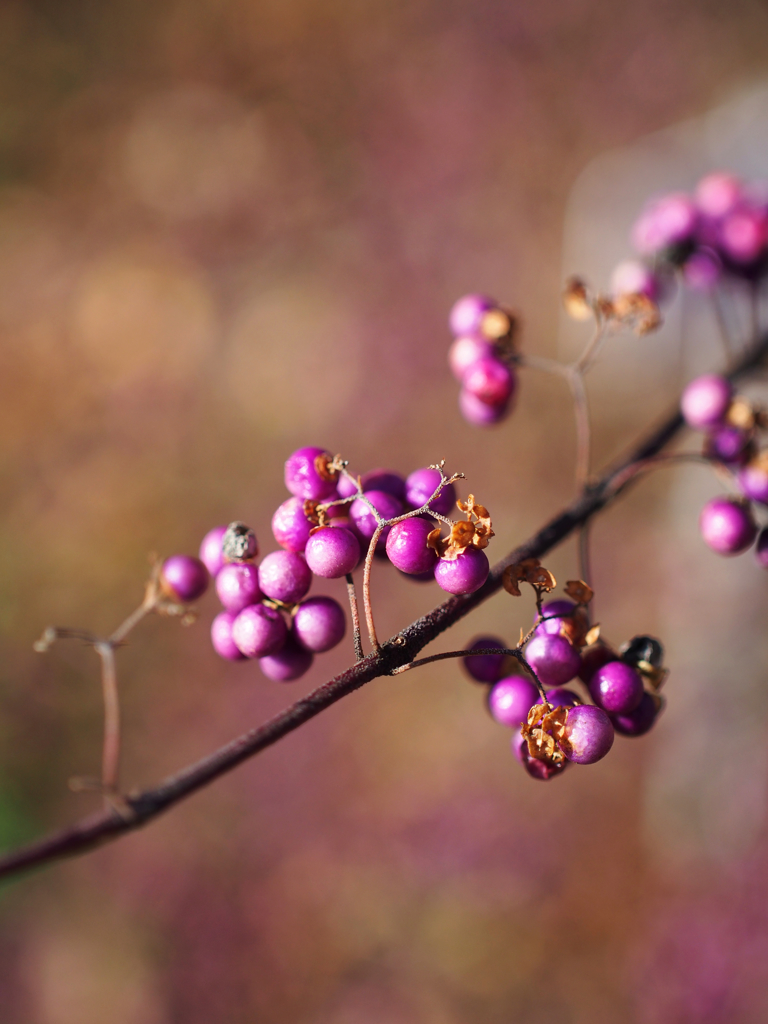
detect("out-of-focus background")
[2,2,768,1021]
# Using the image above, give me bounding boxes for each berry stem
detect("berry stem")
[710,288,734,364]
[345,573,363,662]
[362,526,382,652]
[94,642,120,801]
[567,366,591,492]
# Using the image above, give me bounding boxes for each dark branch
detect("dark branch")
[1,333,766,883]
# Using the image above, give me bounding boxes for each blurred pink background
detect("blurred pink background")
[2,2,768,1021]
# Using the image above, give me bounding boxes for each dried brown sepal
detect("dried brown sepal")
[527,566,556,591]
[726,396,756,431]
[303,500,323,527]
[554,606,590,647]
[563,277,593,321]
[314,452,343,483]
[521,703,568,766]
[612,292,662,335]
[594,294,616,321]
[636,660,669,691]
[564,579,594,604]
[502,565,522,596]
[426,527,444,556]
[583,623,601,648]
[750,449,768,473]
[480,307,513,342]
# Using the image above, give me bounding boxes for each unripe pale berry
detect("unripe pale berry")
[160,555,209,603]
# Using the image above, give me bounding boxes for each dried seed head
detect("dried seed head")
[222,522,258,562]
[726,396,756,431]
[564,579,594,604]
[563,277,593,321]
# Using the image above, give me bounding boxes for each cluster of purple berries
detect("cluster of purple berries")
[462,604,665,781]
[447,294,518,427]
[611,171,768,302]
[681,374,768,564]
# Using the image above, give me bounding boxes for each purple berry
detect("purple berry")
[525,633,581,689]
[755,527,768,569]
[284,446,338,501]
[738,461,768,505]
[216,562,262,614]
[588,660,644,715]
[611,691,662,737]
[448,336,494,380]
[704,425,752,465]
[683,248,722,290]
[305,526,360,578]
[258,550,312,604]
[336,474,359,499]
[360,469,406,502]
[433,547,489,596]
[543,687,580,708]
[160,555,209,603]
[462,356,516,407]
[680,374,732,431]
[272,497,313,553]
[199,525,228,577]
[560,705,614,764]
[695,172,743,218]
[449,293,496,338]
[350,490,403,551]
[385,517,437,575]
[699,496,757,555]
[405,467,456,516]
[210,611,246,661]
[231,603,288,658]
[579,644,616,686]
[632,193,697,255]
[259,634,313,681]
[719,206,767,264]
[293,596,346,653]
[533,600,586,645]
[459,388,510,426]
[487,675,540,728]
[461,635,507,684]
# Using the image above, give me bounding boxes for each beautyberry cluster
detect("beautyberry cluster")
[680,374,768,562]
[462,569,666,780]
[447,294,519,426]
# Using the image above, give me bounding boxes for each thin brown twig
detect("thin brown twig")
[345,573,363,661]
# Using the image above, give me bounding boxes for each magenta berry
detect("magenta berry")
[433,547,489,596]
[695,172,743,218]
[305,526,360,578]
[578,644,615,686]
[284,446,338,501]
[738,462,768,505]
[462,356,515,407]
[588,660,644,715]
[350,490,403,550]
[611,691,662,737]
[449,293,496,338]
[199,525,228,577]
[216,562,262,614]
[525,633,581,689]
[560,705,614,764]
[543,687,580,708]
[704,425,752,465]
[272,497,313,553]
[231,603,287,658]
[293,596,346,653]
[259,635,313,682]
[210,611,246,661]
[448,336,494,380]
[631,192,697,255]
[683,248,722,290]
[699,496,757,555]
[487,676,540,728]
[462,635,507,684]
[534,599,578,636]
[359,469,406,502]
[160,555,209,603]
[680,374,732,431]
[336,474,359,499]
[405,467,456,516]
[459,388,509,426]
[385,517,437,575]
[719,206,767,265]
[258,550,312,604]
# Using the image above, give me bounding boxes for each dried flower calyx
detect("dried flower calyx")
[314,452,346,483]
[427,494,494,560]
[563,275,661,334]
[521,702,570,766]
[502,558,556,597]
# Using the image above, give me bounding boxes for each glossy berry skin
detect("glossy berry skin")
[578,644,615,686]
[462,635,507,684]
[462,356,516,407]
[699,497,757,556]
[448,336,494,380]
[738,463,768,505]
[680,374,732,431]
[385,517,437,575]
[560,705,614,764]
[525,633,581,689]
[433,547,489,595]
[284,446,338,501]
[216,562,262,614]
[360,469,406,502]
[259,634,313,682]
[611,691,662,737]
[350,491,403,550]
[704,426,752,465]
[405,468,456,516]
[199,526,228,577]
[258,551,312,604]
[512,734,569,780]
[293,596,346,653]
[534,599,578,636]
[755,528,768,569]
[272,497,313,553]
[449,293,496,338]
[210,611,246,661]
[305,526,360,578]
[160,555,210,603]
[588,660,644,715]
[336,474,359,499]
[543,687,580,708]
[231,604,287,658]
[487,676,540,728]
[459,388,509,426]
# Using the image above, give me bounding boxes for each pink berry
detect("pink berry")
[211,611,246,661]
[461,635,507,684]
[449,293,497,338]
[293,596,346,653]
[699,496,757,555]
[199,526,228,576]
[305,526,360,578]
[284,446,338,501]
[272,497,313,553]
[448,336,494,380]
[487,675,540,728]
[216,562,262,613]
[433,547,489,595]
[160,555,209,603]
[459,388,510,427]
[258,551,312,604]
[680,374,732,431]
[385,517,437,575]
[405,467,456,516]
[611,691,662,737]
[259,635,313,681]
[462,356,516,407]
[350,490,403,551]
[560,705,614,764]
[738,462,768,506]
[232,603,288,658]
